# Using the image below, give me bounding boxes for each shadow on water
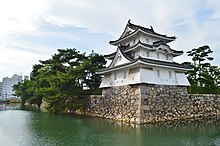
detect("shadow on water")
[137,117,220,146]
[28,112,220,146]
[25,112,144,146]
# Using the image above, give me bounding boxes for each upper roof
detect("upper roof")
[104,40,183,60]
[110,20,176,46]
[127,20,176,40]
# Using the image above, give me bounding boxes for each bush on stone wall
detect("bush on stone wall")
[188,85,220,94]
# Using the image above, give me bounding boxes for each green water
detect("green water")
[1,105,220,146]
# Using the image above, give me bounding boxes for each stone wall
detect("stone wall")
[80,84,220,124]
[81,85,141,123]
[139,84,220,124]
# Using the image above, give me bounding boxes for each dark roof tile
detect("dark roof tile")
[127,20,176,40]
[139,57,192,70]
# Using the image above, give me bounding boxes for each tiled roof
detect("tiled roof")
[104,52,116,59]
[104,45,133,60]
[153,40,183,54]
[97,61,134,73]
[118,46,134,61]
[127,20,176,40]
[97,56,192,74]
[105,40,183,59]
[139,57,192,70]
[110,20,176,45]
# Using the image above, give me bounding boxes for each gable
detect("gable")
[120,25,134,39]
[157,44,172,53]
[109,48,131,68]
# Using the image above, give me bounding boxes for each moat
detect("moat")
[1,104,220,146]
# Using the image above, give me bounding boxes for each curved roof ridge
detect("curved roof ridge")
[127,20,176,39]
[123,40,154,52]
[104,52,116,59]
[138,40,153,48]
[109,28,139,45]
[128,20,154,33]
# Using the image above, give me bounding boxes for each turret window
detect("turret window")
[157,70,160,78]
[146,51,149,57]
[131,52,135,58]
[169,71,172,79]
[123,71,127,79]
[166,55,169,60]
[114,73,117,80]
[157,53,159,59]
[146,38,149,43]
[118,55,122,61]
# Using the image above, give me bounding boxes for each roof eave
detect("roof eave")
[97,60,139,74]
[138,29,176,42]
[139,60,192,72]
[173,53,184,57]
[110,29,176,46]
[97,57,193,74]
[109,29,139,46]
[124,42,154,53]
[104,54,116,60]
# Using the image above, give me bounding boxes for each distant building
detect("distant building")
[0,82,2,98]
[24,76,29,80]
[1,74,22,98]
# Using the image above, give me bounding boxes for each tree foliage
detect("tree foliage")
[14,48,106,113]
[183,45,220,94]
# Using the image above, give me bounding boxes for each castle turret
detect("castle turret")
[98,20,192,88]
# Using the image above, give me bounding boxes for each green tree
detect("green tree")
[14,48,106,113]
[81,51,106,92]
[13,80,35,107]
[183,45,220,94]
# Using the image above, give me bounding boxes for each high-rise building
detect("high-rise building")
[24,76,29,80]
[0,82,3,98]
[1,74,22,98]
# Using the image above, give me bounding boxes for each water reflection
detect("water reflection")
[1,110,220,146]
[0,103,20,111]
[27,113,143,146]
[28,113,220,146]
[0,103,6,110]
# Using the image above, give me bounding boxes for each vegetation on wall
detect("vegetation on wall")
[14,49,106,113]
[183,45,220,94]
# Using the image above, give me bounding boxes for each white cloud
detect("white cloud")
[0,0,220,79]
[0,0,48,35]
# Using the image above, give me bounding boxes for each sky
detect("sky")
[0,0,220,80]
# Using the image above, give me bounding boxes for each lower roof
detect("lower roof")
[97,56,193,74]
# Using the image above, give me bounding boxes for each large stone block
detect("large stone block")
[76,84,220,125]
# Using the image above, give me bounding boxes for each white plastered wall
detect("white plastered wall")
[175,72,190,86]
[140,68,156,84]
[153,67,178,85]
